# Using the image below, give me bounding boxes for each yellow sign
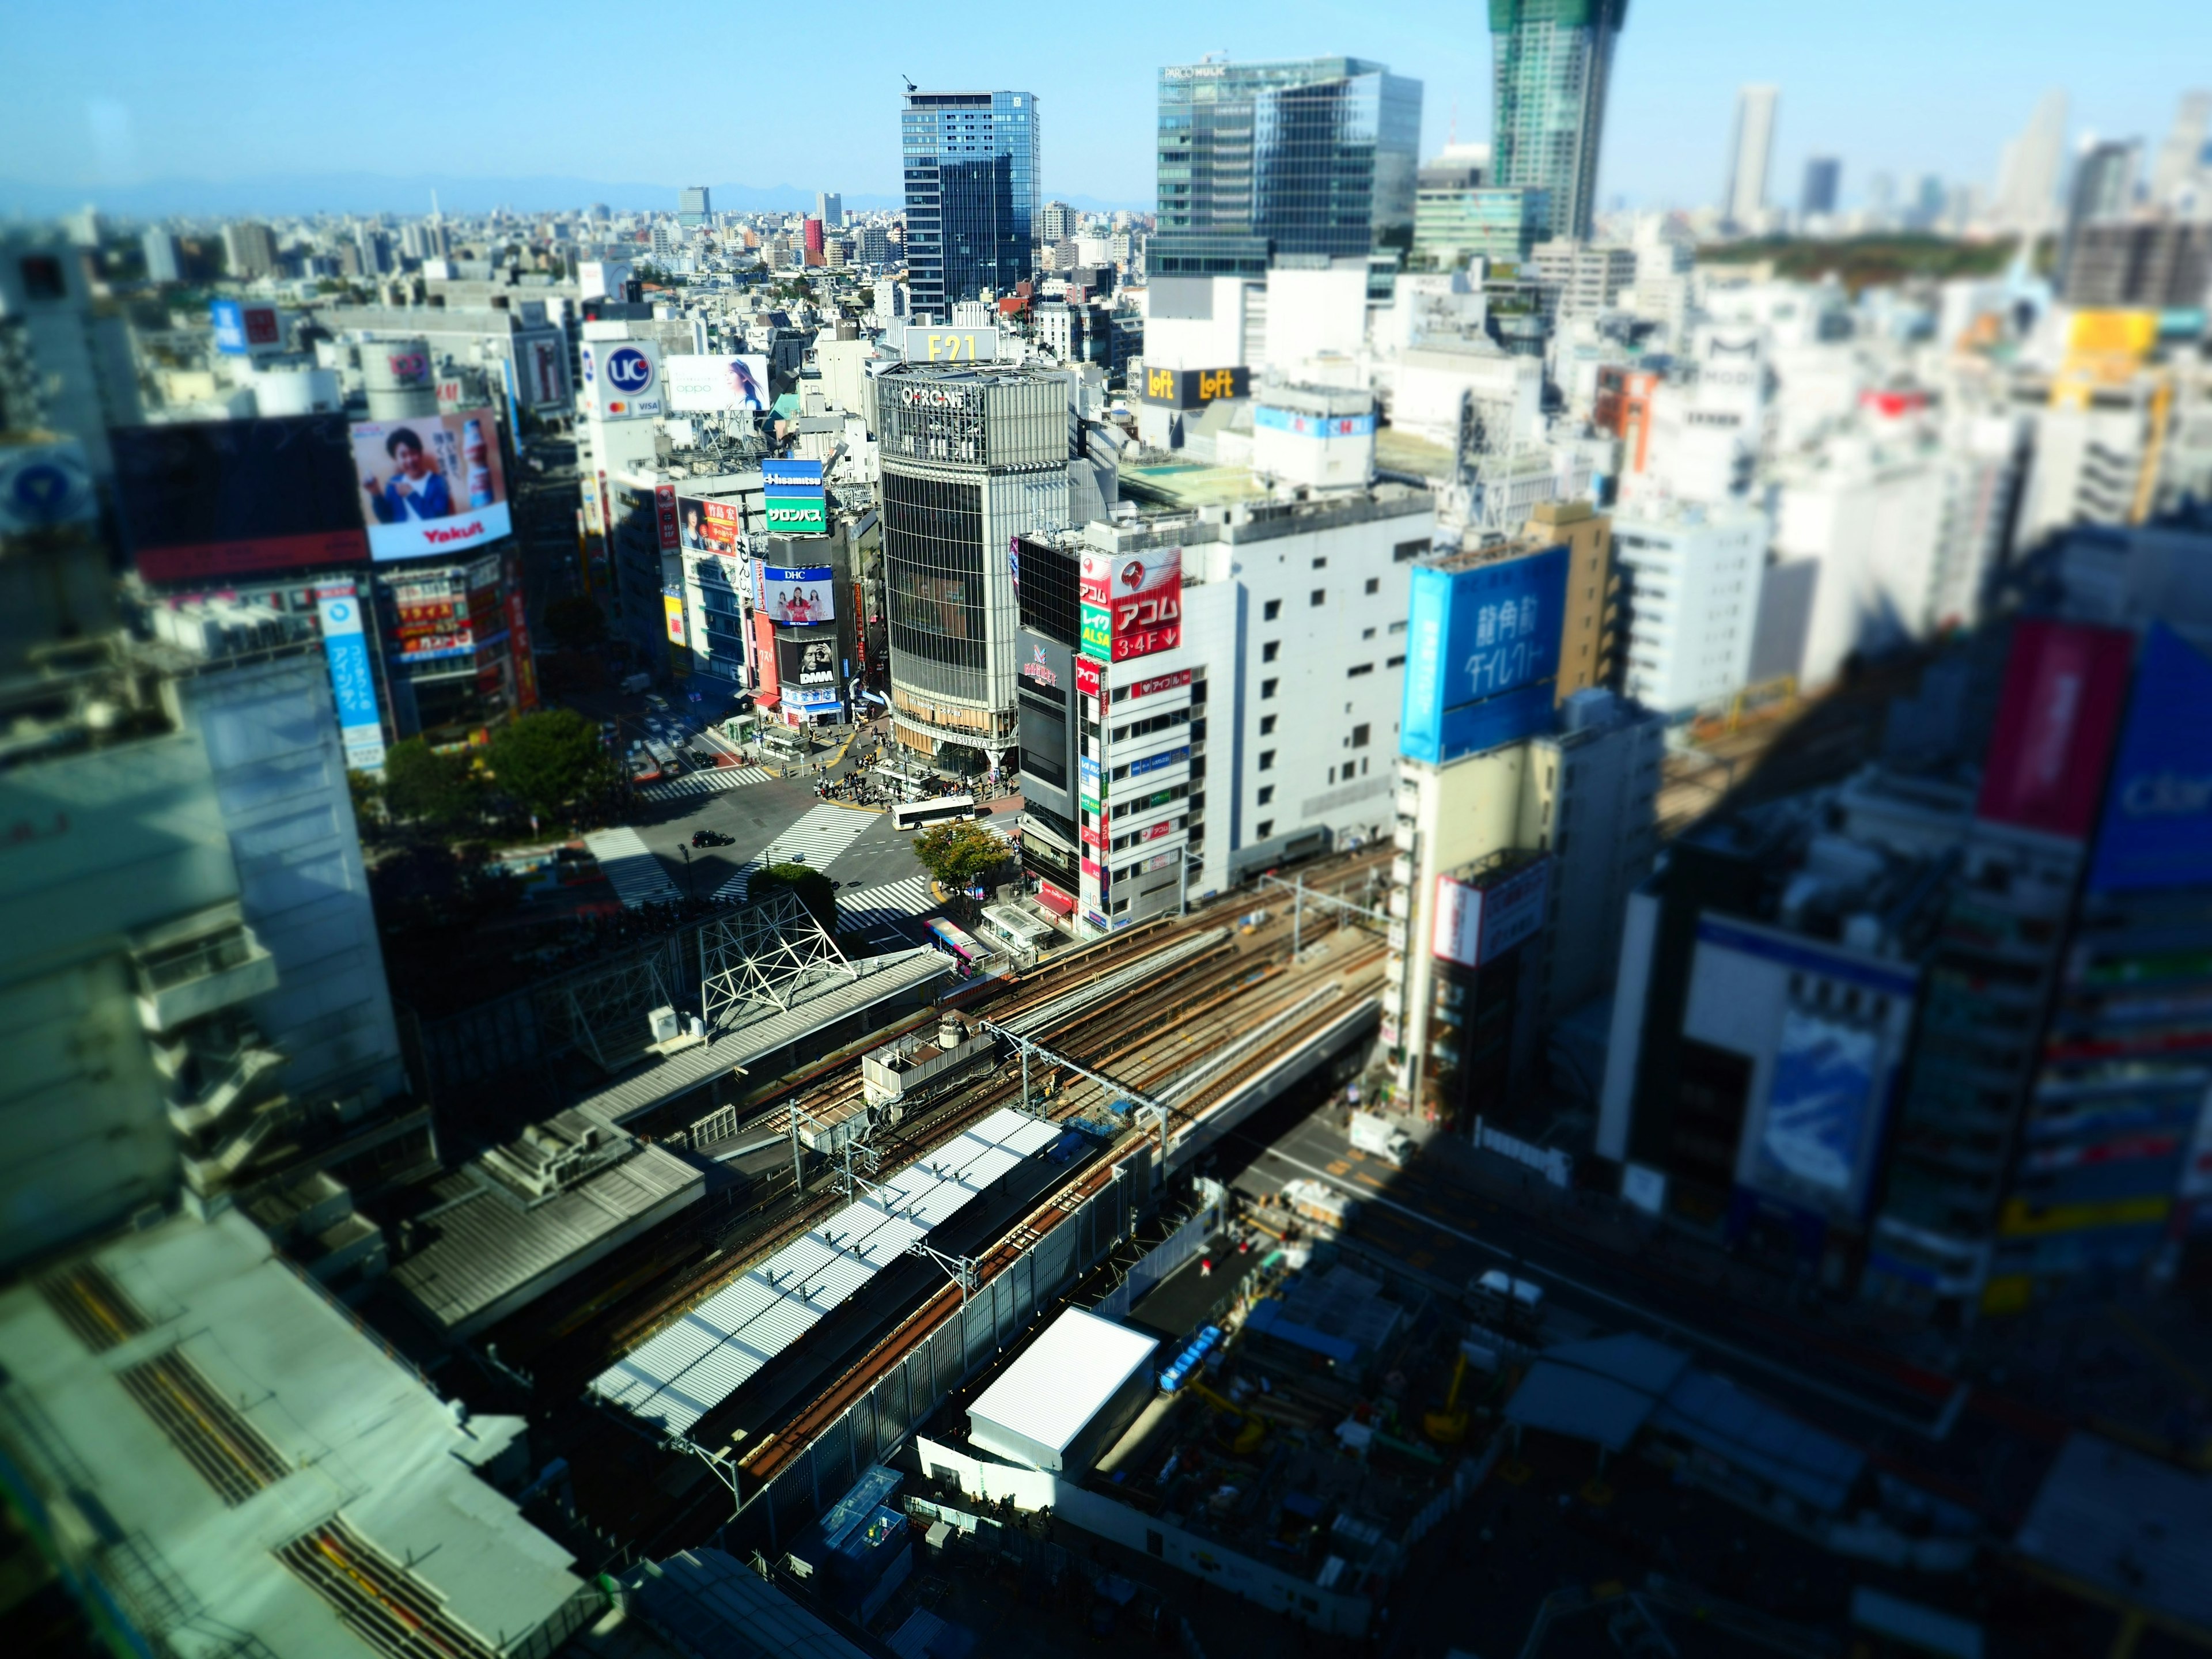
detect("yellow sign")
[2066,309,2158,358]
[903,326,998,364]
[1997,1193,2170,1238]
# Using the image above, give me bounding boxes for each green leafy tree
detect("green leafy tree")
[381,738,483,827]
[543,594,607,652]
[488,710,613,823]
[912,820,1009,897]
[750,862,837,932]
[346,768,385,835]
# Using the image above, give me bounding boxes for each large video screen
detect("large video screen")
[350,408,512,562]
[112,415,369,583]
[759,564,836,626]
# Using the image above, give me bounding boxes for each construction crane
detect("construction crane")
[1424,1350,1472,1445]
[1185,1380,1267,1457]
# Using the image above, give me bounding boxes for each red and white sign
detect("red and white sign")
[1036,882,1076,916]
[1084,546,1183,662]
[1976,619,2134,843]
[1128,668,1192,701]
[655,483,680,552]
[1075,656,1104,699]
[1433,858,1552,968]
[1138,822,1175,843]
[1081,823,1108,850]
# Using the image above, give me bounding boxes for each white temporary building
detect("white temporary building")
[967,1306,1159,1475]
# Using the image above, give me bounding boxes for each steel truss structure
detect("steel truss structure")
[698,887,858,1029]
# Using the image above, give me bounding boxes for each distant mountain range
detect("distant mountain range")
[0,173,1148,221]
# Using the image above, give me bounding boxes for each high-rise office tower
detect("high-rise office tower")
[1488,0,1628,243]
[1993,90,2069,234]
[1039,200,1074,244]
[901,89,1039,321]
[816,191,843,229]
[678,185,711,227]
[1152,56,1422,276]
[2060,138,2142,282]
[1722,84,1779,228]
[2150,91,2211,207]
[221,220,276,279]
[142,227,183,283]
[1800,156,1841,218]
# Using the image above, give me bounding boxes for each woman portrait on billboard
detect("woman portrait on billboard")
[362,427,454,522]
[724,357,769,411]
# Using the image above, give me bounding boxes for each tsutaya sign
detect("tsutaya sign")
[902,325,999,363]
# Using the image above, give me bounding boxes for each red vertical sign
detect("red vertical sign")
[1976,619,2134,842]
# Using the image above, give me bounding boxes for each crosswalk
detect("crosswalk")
[838,874,939,936]
[583,827,681,909]
[636,766,773,804]
[709,805,883,904]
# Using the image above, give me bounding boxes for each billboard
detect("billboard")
[1075,657,1103,700]
[315,585,388,771]
[1141,366,1248,408]
[1432,858,1551,968]
[678,494,745,553]
[578,338,664,421]
[902,325,999,363]
[1253,405,1376,438]
[512,329,570,410]
[666,353,772,412]
[777,632,839,686]
[1976,619,2134,842]
[2090,627,2212,894]
[113,415,369,583]
[384,574,474,662]
[762,492,828,536]
[351,408,512,562]
[1757,1008,1881,1199]
[759,565,835,626]
[1128,667,1192,701]
[1399,547,1567,766]
[663,593,687,647]
[1078,755,1102,813]
[0,441,96,535]
[762,458,824,487]
[211,298,281,355]
[1078,546,1183,663]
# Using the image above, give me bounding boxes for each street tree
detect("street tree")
[489,709,615,824]
[911,820,1009,897]
[381,738,483,827]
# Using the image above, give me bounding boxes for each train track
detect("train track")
[559,853,1391,1385]
[737,933,1387,1488]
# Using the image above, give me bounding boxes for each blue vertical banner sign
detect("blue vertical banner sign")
[316,585,388,771]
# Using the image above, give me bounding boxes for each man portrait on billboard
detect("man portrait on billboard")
[725,357,769,411]
[361,427,454,524]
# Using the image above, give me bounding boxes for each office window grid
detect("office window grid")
[883,469,988,702]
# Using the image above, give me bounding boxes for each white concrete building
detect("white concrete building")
[1611,502,1768,715]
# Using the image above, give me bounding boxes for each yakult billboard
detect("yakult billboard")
[351,408,511,562]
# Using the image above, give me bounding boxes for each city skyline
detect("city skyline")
[7,0,2205,220]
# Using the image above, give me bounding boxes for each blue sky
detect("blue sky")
[7,0,2203,214]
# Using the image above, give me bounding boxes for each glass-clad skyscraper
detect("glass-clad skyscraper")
[902,90,1039,321]
[1153,57,1422,276]
[1488,0,1628,243]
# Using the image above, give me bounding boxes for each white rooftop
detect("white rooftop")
[0,1211,591,1658]
[590,1107,1062,1435]
[967,1306,1158,1470]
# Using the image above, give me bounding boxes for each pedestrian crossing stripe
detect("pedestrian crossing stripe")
[636,766,773,804]
[710,804,882,904]
[837,874,937,931]
[582,827,682,909]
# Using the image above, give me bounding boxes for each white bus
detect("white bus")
[892,795,978,832]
